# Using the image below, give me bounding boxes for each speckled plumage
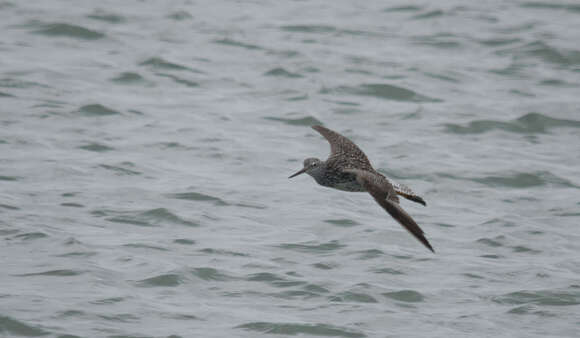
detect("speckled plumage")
[289,125,434,252]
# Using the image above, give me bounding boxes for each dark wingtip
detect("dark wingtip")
[424,239,435,253]
[414,230,435,253]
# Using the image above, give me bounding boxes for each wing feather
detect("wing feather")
[312,125,372,169]
[344,169,434,252]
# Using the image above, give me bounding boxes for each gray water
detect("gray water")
[1,1,580,337]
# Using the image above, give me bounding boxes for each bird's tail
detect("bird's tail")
[391,180,427,206]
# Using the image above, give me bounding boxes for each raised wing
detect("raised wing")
[344,169,434,253]
[312,125,372,170]
[312,125,367,158]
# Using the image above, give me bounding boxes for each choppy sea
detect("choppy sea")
[1,1,579,337]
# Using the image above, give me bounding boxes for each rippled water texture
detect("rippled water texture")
[1,1,579,337]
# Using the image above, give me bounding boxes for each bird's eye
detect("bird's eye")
[311,162,317,167]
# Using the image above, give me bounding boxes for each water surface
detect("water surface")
[1,1,579,337]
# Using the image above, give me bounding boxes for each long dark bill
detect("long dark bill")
[288,167,307,178]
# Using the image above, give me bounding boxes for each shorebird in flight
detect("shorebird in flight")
[289,125,434,252]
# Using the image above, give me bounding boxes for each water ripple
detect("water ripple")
[0,78,47,89]
[268,290,321,300]
[156,73,199,88]
[311,262,339,270]
[353,249,385,260]
[0,315,50,337]
[276,240,346,254]
[329,291,378,304]
[12,232,48,241]
[98,163,141,176]
[382,290,425,303]
[412,33,462,49]
[77,104,121,117]
[323,219,360,227]
[0,175,21,181]
[471,171,575,188]
[15,269,83,277]
[264,67,303,78]
[198,248,249,257]
[478,37,522,47]
[111,72,147,85]
[383,6,423,13]
[90,297,126,305]
[445,112,580,134]
[0,204,20,210]
[477,237,504,248]
[372,267,405,275]
[78,143,114,152]
[192,267,236,281]
[498,41,580,66]
[139,57,197,72]
[98,313,139,323]
[236,322,366,338]
[168,10,193,21]
[321,84,441,102]
[521,2,580,13]
[137,273,183,287]
[213,38,263,51]
[96,208,198,227]
[281,25,337,34]
[86,9,126,24]
[246,272,306,288]
[32,22,105,40]
[412,10,445,20]
[507,305,555,317]
[166,191,228,206]
[123,243,168,251]
[173,238,195,245]
[493,289,580,306]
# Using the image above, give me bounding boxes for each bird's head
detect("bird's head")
[289,158,323,178]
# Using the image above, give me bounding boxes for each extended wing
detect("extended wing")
[312,125,373,170]
[344,169,434,252]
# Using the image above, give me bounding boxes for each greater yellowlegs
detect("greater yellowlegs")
[289,125,434,252]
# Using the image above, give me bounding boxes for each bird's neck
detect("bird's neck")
[310,162,332,187]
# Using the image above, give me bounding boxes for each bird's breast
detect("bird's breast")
[313,170,365,192]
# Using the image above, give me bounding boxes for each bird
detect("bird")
[289,125,434,252]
